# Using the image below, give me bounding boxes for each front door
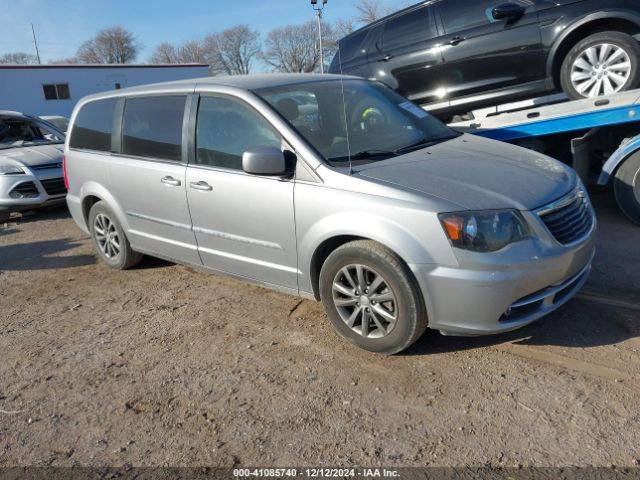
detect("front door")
[185,94,298,291]
[434,0,544,105]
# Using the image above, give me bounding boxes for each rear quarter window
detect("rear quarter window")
[69,98,118,152]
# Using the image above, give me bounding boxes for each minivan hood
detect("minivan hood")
[356,134,576,211]
[0,144,64,168]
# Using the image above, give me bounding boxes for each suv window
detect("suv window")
[382,6,435,50]
[195,96,281,171]
[439,0,529,34]
[69,98,117,152]
[122,96,186,162]
[337,29,369,64]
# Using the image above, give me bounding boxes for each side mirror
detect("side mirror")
[242,146,288,176]
[492,2,525,21]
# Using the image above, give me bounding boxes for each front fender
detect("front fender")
[298,209,457,288]
[598,134,640,184]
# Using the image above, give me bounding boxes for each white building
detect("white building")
[0,64,209,117]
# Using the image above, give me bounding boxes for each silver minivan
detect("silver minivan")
[65,74,596,354]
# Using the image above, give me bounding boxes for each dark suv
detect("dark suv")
[330,0,640,118]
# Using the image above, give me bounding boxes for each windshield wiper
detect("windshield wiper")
[329,149,396,163]
[394,134,460,155]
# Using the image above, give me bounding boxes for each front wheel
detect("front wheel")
[614,151,640,225]
[319,240,428,355]
[560,32,640,100]
[88,201,142,269]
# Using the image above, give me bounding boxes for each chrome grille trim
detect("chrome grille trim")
[31,162,63,171]
[536,184,595,245]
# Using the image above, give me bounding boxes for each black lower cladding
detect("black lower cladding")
[40,177,66,196]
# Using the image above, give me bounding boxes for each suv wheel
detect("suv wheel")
[88,201,142,269]
[319,240,428,355]
[560,32,640,100]
[614,151,640,225]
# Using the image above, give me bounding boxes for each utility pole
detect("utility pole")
[311,0,328,74]
[31,23,41,64]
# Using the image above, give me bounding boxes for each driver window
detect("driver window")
[195,96,282,171]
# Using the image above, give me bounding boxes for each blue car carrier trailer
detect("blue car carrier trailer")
[450,89,640,225]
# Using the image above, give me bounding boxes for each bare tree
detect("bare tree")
[179,40,208,64]
[354,0,391,24]
[334,19,356,39]
[48,57,79,64]
[262,21,335,73]
[0,52,39,64]
[76,27,140,64]
[204,25,261,75]
[149,42,180,63]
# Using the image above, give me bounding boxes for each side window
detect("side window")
[439,0,531,34]
[195,96,281,171]
[122,96,186,162]
[382,6,435,51]
[337,29,369,64]
[69,98,117,152]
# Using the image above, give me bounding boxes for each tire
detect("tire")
[560,31,640,100]
[614,151,640,225]
[88,201,142,269]
[0,211,10,224]
[319,240,428,355]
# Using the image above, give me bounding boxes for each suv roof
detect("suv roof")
[339,1,429,43]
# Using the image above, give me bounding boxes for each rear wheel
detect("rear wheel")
[560,32,640,100]
[319,240,428,355]
[88,201,142,269]
[614,151,640,225]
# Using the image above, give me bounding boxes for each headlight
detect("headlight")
[439,210,530,252]
[0,165,25,175]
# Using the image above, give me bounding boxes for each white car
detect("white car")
[0,111,66,223]
[40,115,70,134]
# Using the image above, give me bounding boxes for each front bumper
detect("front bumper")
[412,222,596,336]
[0,169,66,213]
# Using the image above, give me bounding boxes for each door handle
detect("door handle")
[161,176,181,187]
[190,181,213,192]
[447,36,466,46]
[378,54,394,62]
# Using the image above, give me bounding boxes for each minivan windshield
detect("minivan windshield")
[255,79,459,166]
[0,116,65,150]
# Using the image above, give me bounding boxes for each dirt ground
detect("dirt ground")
[0,190,639,468]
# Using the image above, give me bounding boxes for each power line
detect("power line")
[31,23,41,64]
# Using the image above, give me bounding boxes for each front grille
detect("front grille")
[31,162,62,171]
[9,181,39,198]
[40,177,66,196]
[539,189,593,245]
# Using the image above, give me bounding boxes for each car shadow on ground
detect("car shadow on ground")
[132,255,175,270]
[9,206,71,224]
[0,238,96,271]
[404,295,639,356]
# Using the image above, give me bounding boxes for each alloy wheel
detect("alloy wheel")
[94,213,121,260]
[332,264,398,339]
[571,43,632,97]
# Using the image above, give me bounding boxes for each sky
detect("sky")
[0,0,410,67]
